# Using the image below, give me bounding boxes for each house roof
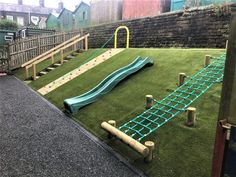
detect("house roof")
[57,8,73,19]
[51,12,60,18]
[73,1,90,14]
[46,13,59,23]
[0,2,56,15]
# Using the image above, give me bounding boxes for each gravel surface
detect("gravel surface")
[0,76,144,177]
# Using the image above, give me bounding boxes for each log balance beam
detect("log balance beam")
[101,121,154,162]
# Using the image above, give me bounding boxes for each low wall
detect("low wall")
[83,4,236,48]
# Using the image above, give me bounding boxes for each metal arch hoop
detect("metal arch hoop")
[114,26,130,49]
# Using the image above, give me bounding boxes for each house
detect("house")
[57,8,74,31]
[122,0,171,20]
[170,0,236,11]
[46,13,59,30]
[73,1,90,29]
[90,0,123,25]
[0,0,60,28]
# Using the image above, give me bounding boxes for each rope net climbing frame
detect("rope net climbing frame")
[119,53,226,142]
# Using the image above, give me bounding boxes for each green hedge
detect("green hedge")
[0,20,18,30]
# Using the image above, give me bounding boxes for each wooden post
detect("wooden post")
[73,43,77,51]
[108,120,116,139]
[211,15,236,177]
[60,49,64,64]
[146,95,153,109]
[178,73,186,87]
[37,36,41,55]
[63,32,66,43]
[85,36,88,51]
[186,107,196,126]
[205,55,211,67]
[32,63,37,81]
[51,54,54,64]
[225,40,228,51]
[108,120,116,127]
[144,141,155,163]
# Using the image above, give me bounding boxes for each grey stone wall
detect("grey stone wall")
[83,4,236,48]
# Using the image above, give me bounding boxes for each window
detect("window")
[17,17,24,26]
[6,15,13,21]
[83,11,86,20]
[80,11,87,21]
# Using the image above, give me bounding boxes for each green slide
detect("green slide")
[64,56,153,114]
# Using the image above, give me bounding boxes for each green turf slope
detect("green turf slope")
[14,48,224,177]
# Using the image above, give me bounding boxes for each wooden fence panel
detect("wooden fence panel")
[0,45,10,72]
[5,30,82,70]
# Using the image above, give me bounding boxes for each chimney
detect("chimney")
[18,0,23,5]
[58,2,64,11]
[39,0,45,7]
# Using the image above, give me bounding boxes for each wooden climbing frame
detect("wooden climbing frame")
[23,34,89,80]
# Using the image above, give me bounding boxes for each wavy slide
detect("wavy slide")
[64,56,153,114]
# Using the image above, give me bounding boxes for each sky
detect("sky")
[0,0,91,11]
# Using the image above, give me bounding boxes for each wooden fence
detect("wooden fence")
[0,45,10,72]
[0,30,82,71]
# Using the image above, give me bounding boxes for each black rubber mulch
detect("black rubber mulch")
[0,76,144,177]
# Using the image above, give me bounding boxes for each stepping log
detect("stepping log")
[53,63,61,67]
[39,71,47,76]
[47,67,55,71]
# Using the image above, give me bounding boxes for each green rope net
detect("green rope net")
[119,53,226,142]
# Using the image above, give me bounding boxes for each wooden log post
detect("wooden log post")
[101,122,149,156]
[73,43,77,51]
[32,63,37,81]
[146,95,153,109]
[51,54,54,64]
[205,55,211,67]
[144,141,155,163]
[108,120,116,139]
[85,36,88,51]
[186,107,196,126]
[178,73,186,87]
[60,49,64,64]
[226,40,228,51]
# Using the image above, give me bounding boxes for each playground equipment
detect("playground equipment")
[64,57,153,114]
[114,26,130,49]
[37,49,124,95]
[22,34,89,80]
[102,53,225,161]
[38,26,130,95]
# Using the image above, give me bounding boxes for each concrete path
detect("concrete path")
[0,76,144,177]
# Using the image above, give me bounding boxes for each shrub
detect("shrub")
[0,19,18,30]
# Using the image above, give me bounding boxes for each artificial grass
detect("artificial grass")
[15,48,224,177]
